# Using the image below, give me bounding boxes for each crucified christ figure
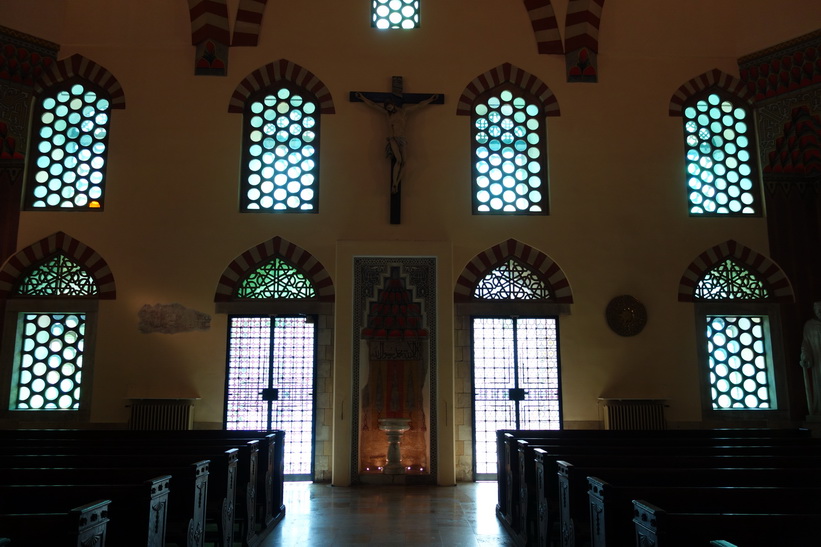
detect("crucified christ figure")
[355,92,439,194]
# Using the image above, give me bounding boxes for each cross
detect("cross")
[351,76,444,224]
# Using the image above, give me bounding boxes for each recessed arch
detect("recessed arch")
[214,236,334,302]
[677,239,793,302]
[35,54,126,109]
[228,59,335,114]
[564,0,606,53]
[0,232,116,299]
[669,68,752,117]
[454,238,572,303]
[456,63,560,117]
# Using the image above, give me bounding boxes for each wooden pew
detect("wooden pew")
[0,453,208,547]
[561,461,821,547]
[505,432,821,547]
[2,429,286,531]
[1,478,169,547]
[632,499,816,547]
[0,499,110,547]
[0,429,284,546]
[494,427,811,528]
[589,477,821,547]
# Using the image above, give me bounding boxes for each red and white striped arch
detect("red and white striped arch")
[34,54,125,109]
[214,236,334,302]
[228,59,335,114]
[677,240,794,302]
[456,63,560,117]
[669,69,753,117]
[233,0,269,46]
[523,0,563,54]
[564,0,605,53]
[454,239,573,303]
[0,232,116,299]
[188,0,230,45]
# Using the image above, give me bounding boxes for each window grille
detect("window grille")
[473,259,551,300]
[242,86,319,212]
[696,261,777,411]
[683,92,760,215]
[26,81,112,210]
[226,316,316,477]
[236,258,316,299]
[472,317,560,477]
[472,88,547,214]
[16,255,98,297]
[372,0,420,29]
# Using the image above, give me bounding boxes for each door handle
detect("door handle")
[260,388,279,401]
[508,388,527,401]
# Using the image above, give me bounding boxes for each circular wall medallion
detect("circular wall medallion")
[605,295,647,336]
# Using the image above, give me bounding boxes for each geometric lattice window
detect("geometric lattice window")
[706,315,774,410]
[236,258,316,299]
[226,315,316,478]
[683,92,760,215]
[15,255,98,297]
[473,259,551,300]
[371,0,420,29]
[25,81,112,210]
[695,259,769,300]
[472,317,561,477]
[241,86,319,212]
[12,313,86,410]
[472,87,547,214]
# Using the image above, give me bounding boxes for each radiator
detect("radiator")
[599,398,666,430]
[128,398,197,430]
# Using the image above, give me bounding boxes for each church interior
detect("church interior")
[1,0,821,502]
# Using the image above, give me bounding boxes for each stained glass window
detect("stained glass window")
[242,86,319,212]
[16,255,98,297]
[236,258,316,299]
[695,259,768,300]
[683,92,760,215]
[372,0,420,29]
[706,315,773,410]
[472,88,547,214]
[474,259,551,300]
[26,81,112,210]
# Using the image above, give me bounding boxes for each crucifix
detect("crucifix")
[351,76,444,224]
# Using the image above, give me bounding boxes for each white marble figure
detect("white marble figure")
[800,301,821,415]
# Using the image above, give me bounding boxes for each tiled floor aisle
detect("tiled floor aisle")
[258,481,516,546]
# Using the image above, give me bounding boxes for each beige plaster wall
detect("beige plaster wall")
[3,0,819,485]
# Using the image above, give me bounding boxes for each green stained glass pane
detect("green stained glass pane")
[237,258,316,299]
[695,259,769,300]
[16,255,98,297]
[474,259,552,300]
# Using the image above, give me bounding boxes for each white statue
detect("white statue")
[800,301,821,415]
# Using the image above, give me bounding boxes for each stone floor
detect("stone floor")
[258,481,516,546]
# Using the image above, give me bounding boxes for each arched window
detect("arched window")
[0,233,115,422]
[231,61,334,213]
[454,239,571,480]
[215,236,334,480]
[25,55,124,210]
[372,0,420,29]
[459,64,559,216]
[26,80,112,209]
[670,70,760,216]
[679,241,793,416]
[472,87,547,213]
